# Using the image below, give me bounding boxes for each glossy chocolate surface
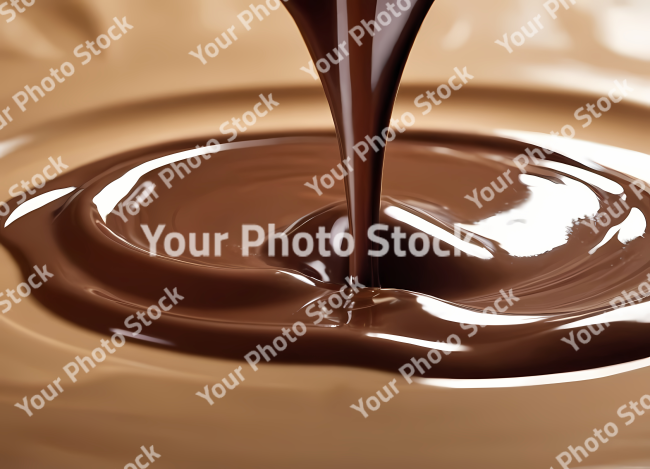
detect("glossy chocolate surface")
[1,133,648,378]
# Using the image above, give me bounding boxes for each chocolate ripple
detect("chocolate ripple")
[2,133,650,379]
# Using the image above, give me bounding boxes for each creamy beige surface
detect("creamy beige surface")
[1,1,650,468]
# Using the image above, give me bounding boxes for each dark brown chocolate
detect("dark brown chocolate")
[0,0,646,380]
[283,0,436,286]
[1,133,649,378]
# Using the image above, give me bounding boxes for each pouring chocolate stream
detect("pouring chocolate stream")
[283,0,436,286]
[1,1,650,381]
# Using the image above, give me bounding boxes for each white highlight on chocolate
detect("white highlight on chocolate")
[496,129,650,184]
[588,208,646,255]
[384,206,493,259]
[415,295,544,326]
[94,137,313,223]
[536,160,623,195]
[416,355,650,389]
[93,145,221,222]
[278,270,316,286]
[367,332,468,352]
[4,186,75,227]
[617,207,647,243]
[458,174,600,258]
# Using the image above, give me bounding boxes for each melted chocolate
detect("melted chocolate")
[0,0,648,380]
[283,0,435,286]
[1,133,650,379]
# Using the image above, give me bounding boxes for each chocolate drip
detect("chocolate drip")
[1,0,649,381]
[283,0,435,286]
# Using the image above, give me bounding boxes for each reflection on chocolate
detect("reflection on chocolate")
[1,0,649,384]
[1,133,650,379]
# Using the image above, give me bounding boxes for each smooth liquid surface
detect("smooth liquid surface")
[1,133,650,379]
[0,0,649,382]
